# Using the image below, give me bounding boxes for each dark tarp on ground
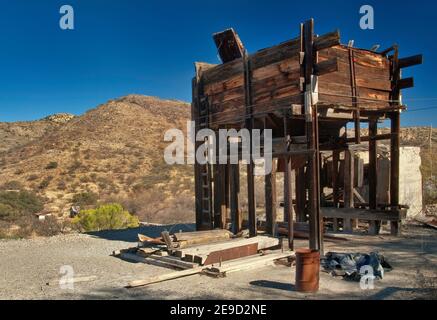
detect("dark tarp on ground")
[321,252,393,281]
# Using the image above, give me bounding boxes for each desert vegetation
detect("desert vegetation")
[72,203,139,232]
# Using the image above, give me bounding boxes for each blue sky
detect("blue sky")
[0,0,435,126]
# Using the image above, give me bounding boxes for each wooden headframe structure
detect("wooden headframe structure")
[191,19,422,252]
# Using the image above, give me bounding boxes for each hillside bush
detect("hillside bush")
[45,161,59,170]
[72,191,98,207]
[0,203,20,220]
[0,181,24,191]
[27,174,38,181]
[38,176,53,189]
[0,190,44,221]
[72,203,139,232]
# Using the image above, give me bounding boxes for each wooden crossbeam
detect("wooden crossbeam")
[321,208,404,221]
[397,77,414,89]
[398,54,423,69]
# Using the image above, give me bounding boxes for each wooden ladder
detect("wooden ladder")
[198,96,214,229]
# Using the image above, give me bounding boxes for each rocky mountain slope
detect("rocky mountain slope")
[0,95,194,221]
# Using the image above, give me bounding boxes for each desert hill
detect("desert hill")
[0,95,194,222]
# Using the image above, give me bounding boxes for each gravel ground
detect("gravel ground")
[0,224,436,300]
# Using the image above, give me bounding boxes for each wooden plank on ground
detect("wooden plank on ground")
[207,251,295,274]
[127,267,205,288]
[120,253,195,270]
[198,243,258,265]
[173,229,232,242]
[321,207,402,221]
[175,236,279,259]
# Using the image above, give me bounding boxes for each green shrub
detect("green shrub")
[38,176,53,189]
[45,161,59,170]
[0,181,24,191]
[0,203,20,220]
[68,160,82,173]
[0,190,44,221]
[72,192,98,207]
[27,174,39,181]
[72,203,139,232]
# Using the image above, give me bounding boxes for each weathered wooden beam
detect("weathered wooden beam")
[220,164,228,229]
[243,49,257,238]
[265,159,277,236]
[313,30,341,51]
[303,18,322,252]
[369,119,380,235]
[343,150,354,233]
[379,45,396,56]
[390,112,401,235]
[369,119,378,210]
[390,46,401,236]
[321,208,403,221]
[213,159,222,228]
[398,54,423,69]
[332,150,340,232]
[201,243,258,265]
[295,167,307,222]
[127,266,205,288]
[284,156,294,250]
[174,229,232,243]
[213,28,245,63]
[314,58,339,76]
[344,133,393,143]
[397,77,414,89]
[230,164,242,234]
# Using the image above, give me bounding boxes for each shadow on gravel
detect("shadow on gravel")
[72,287,223,300]
[250,280,296,292]
[86,223,196,243]
[365,286,437,300]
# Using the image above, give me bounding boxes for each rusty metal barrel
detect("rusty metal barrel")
[295,249,320,293]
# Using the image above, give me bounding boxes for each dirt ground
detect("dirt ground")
[0,223,436,300]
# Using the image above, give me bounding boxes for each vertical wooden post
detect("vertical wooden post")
[243,49,257,238]
[332,150,340,231]
[369,119,380,235]
[224,163,230,225]
[343,149,354,233]
[213,132,221,229]
[265,159,277,236]
[284,156,294,250]
[220,164,228,229]
[247,164,257,237]
[230,163,241,234]
[390,112,401,235]
[295,167,306,222]
[303,19,322,252]
[390,46,401,236]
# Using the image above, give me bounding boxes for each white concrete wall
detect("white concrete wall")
[355,146,423,218]
[399,147,423,218]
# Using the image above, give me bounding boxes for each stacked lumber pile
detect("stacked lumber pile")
[114,230,294,288]
[174,236,280,265]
